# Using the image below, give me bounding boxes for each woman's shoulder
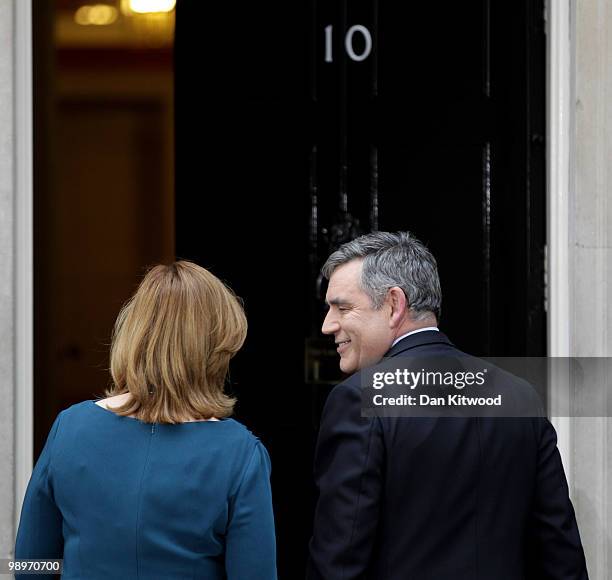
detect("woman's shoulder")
[56,400,93,421]
[216,417,266,450]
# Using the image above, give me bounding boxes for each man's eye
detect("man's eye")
[338,307,348,312]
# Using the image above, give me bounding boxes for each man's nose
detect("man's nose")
[321,310,338,335]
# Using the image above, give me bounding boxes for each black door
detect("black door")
[175,0,545,575]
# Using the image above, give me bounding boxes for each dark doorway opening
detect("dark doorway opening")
[33,0,176,457]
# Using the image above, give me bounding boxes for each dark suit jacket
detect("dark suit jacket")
[307,331,588,580]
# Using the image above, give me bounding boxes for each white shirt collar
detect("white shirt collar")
[391,327,439,347]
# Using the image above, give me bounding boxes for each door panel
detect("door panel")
[175,0,545,575]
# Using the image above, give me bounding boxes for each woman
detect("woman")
[15,261,277,579]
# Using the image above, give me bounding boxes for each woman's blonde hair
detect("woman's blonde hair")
[104,261,247,423]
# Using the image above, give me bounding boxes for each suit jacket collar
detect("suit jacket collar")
[384,329,454,358]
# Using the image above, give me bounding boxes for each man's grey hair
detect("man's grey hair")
[322,231,442,321]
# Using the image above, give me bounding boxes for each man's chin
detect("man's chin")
[339,359,357,375]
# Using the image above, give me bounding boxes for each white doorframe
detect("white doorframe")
[14,0,33,533]
[546,0,572,484]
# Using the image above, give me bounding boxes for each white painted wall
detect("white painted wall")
[0,0,33,559]
[0,0,16,558]
[569,0,612,575]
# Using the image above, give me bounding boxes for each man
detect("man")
[307,231,587,579]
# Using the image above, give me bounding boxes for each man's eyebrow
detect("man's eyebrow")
[326,297,350,306]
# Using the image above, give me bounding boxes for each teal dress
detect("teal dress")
[15,400,277,579]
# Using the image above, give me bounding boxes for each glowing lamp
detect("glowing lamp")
[125,0,176,14]
[74,4,119,26]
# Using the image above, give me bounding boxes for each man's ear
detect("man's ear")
[387,287,408,327]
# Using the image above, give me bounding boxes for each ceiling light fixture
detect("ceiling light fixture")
[124,0,176,14]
